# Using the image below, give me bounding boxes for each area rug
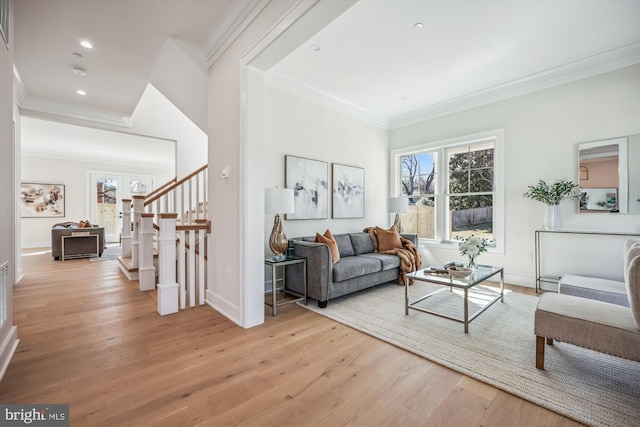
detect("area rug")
[298,282,640,427]
[90,245,122,261]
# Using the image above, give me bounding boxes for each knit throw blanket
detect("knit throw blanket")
[363,227,422,285]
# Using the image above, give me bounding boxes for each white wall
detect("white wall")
[21,154,173,248]
[149,38,208,134]
[128,84,207,179]
[263,84,389,245]
[390,65,640,285]
[0,0,19,382]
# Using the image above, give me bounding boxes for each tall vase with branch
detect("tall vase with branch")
[523,179,579,231]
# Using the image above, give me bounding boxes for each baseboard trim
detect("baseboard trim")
[0,326,19,383]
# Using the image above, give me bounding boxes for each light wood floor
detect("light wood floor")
[0,249,584,427]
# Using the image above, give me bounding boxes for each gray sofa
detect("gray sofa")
[288,232,419,308]
[51,222,105,260]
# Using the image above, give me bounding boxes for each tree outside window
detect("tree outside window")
[447,144,494,240]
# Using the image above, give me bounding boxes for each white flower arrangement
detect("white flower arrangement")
[458,235,490,259]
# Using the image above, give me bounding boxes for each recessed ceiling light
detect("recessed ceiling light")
[400,96,409,101]
[414,23,423,29]
[72,67,87,76]
[80,40,93,49]
[310,44,321,52]
[77,90,87,96]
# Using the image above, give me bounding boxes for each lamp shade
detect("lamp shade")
[387,197,408,214]
[265,188,295,214]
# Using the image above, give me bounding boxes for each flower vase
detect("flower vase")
[467,256,478,269]
[544,204,562,231]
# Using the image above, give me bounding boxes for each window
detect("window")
[393,130,504,252]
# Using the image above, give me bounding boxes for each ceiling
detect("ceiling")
[270,0,640,128]
[13,0,640,132]
[14,0,235,118]
[20,116,176,169]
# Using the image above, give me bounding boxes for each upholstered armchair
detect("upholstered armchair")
[534,239,640,369]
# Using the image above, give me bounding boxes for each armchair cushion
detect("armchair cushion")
[626,252,640,329]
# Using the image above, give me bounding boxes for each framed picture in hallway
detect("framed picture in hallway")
[285,155,328,220]
[20,183,65,218]
[332,163,365,218]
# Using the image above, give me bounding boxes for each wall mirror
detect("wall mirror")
[578,134,640,214]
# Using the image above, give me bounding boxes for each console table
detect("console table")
[535,229,640,292]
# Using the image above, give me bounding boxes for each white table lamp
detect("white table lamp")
[265,188,295,259]
[387,197,409,233]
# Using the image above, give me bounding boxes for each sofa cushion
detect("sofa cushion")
[359,253,400,270]
[334,234,355,257]
[316,231,340,264]
[376,226,403,252]
[333,256,382,282]
[350,233,374,255]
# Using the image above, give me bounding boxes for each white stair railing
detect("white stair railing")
[144,165,207,224]
[157,220,209,315]
[118,165,209,315]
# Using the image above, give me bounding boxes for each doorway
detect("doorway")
[88,172,154,242]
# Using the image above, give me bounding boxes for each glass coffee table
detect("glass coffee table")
[405,265,504,333]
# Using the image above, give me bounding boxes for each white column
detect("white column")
[139,213,156,292]
[157,213,179,315]
[131,195,145,270]
[121,199,132,257]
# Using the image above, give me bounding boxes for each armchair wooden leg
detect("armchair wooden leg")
[546,337,553,345]
[536,335,545,370]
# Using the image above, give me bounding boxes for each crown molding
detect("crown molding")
[389,43,640,130]
[21,147,172,170]
[203,0,270,69]
[264,43,640,131]
[265,71,390,129]
[17,96,133,128]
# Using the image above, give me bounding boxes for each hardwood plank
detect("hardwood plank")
[0,249,585,426]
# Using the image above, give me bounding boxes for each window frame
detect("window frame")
[390,129,505,254]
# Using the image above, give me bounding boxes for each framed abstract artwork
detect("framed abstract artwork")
[332,163,365,218]
[21,183,65,218]
[285,155,328,219]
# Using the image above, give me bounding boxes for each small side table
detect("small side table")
[264,255,307,315]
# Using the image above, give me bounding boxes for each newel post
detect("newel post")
[157,213,179,315]
[121,199,132,258]
[131,195,145,271]
[139,213,156,292]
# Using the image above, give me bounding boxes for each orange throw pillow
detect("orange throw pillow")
[315,230,340,264]
[376,226,403,252]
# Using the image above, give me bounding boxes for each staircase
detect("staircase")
[117,165,210,315]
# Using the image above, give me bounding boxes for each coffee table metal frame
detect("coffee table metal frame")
[405,265,504,333]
